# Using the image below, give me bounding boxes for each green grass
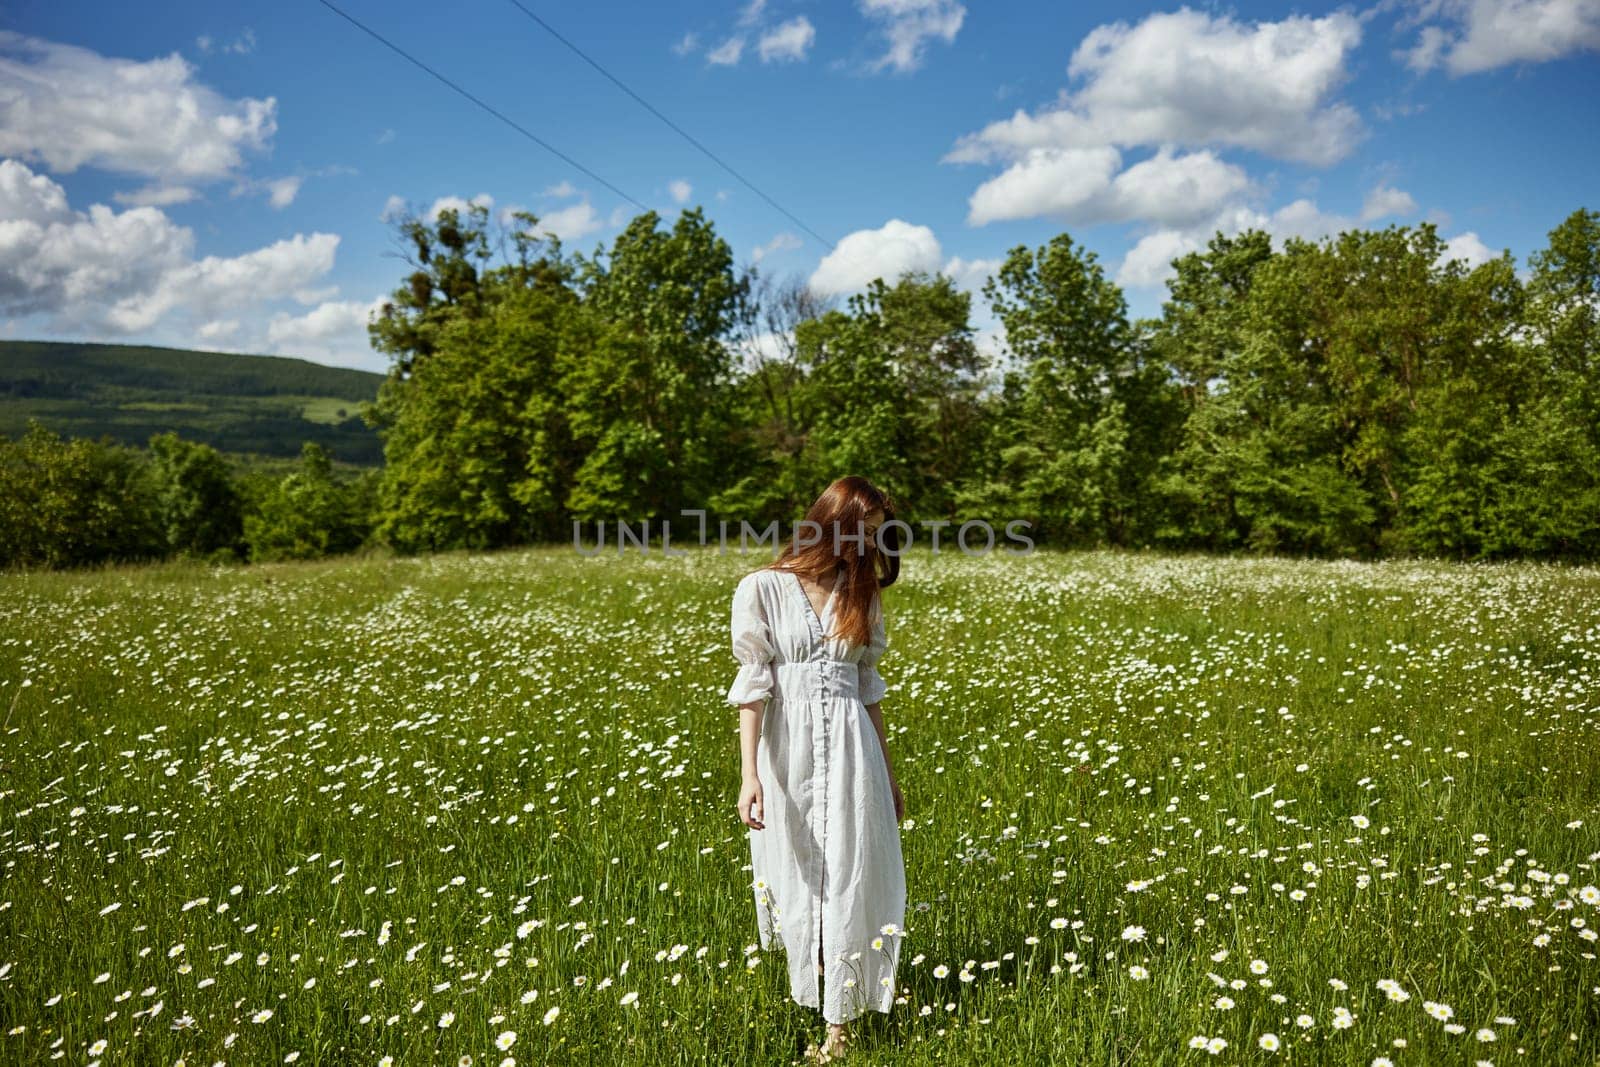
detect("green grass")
[1,546,1598,1065]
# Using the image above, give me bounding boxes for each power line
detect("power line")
[314,0,647,212]
[502,0,837,252]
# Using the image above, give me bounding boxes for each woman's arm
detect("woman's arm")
[738,701,765,829]
[864,702,895,780]
[739,701,764,781]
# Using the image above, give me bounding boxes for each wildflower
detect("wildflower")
[1258,1033,1280,1051]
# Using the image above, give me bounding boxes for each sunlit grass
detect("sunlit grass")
[2,544,1598,1064]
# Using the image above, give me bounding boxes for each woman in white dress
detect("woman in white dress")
[728,476,907,1062]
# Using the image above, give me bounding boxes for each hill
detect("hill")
[0,340,387,465]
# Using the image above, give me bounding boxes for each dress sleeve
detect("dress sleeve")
[858,594,889,706]
[726,574,777,707]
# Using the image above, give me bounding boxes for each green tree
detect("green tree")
[146,431,244,560]
[244,442,371,562]
[0,420,162,569]
[562,207,749,523]
[975,233,1143,546]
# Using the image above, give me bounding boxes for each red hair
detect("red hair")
[761,476,901,648]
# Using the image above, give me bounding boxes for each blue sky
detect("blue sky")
[2,0,1597,371]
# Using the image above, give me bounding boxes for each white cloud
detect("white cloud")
[196,318,239,341]
[0,159,339,336]
[808,219,942,296]
[111,184,199,208]
[380,194,407,222]
[537,198,605,242]
[0,30,277,184]
[543,180,578,198]
[195,28,256,56]
[752,231,802,263]
[1439,230,1496,268]
[427,193,494,221]
[266,296,382,346]
[1402,0,1600,74]
[860,0,965,72]
[266,176,301,209]
[1115,230,1203,290]
[1360,183,1417,221]
[966,145,1255,227]
[739,0,769,27]
[759,17,816,62]
[946,9,1364,170]
[1113,183,1477,291]
[668,179,693,205]
[941,255,1001,293]
[672,31,699,57]
[707,35,745,65]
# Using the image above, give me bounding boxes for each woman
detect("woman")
[727,476,907,1062]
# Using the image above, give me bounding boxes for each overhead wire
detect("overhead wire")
[314,0,648,212]
[502,0,837,251]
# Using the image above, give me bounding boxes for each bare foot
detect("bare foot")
[818,1024,851,1059]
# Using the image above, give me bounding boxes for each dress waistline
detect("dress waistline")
[773,659,860,702]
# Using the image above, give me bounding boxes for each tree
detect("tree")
[0,420,162,569]
[147,432,244,560]
[977,234,1140,546]
[562,207,749,523]
[244,442,371,562]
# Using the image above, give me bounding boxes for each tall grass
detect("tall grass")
[2,544,1597,1064]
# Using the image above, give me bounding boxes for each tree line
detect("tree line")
[4,202,1596,570]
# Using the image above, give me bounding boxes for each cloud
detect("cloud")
[1439,230,1496,268]
[380,194,407,222]
[966,145,1255,227]
[808,219,942,296]
[1110,182,1481,291]
[940,255,1002,293]
[0,31,276,184]
[112,184,199,208]
[537,198,606,242]
[1360,183,1418,221]
[427,193,494,221]
[946,9,1364,171]
[672,31,699,57]
[739,0,769,27]
[860,0,966,72]
[196,318,239,341]
[752,231,803,263]
[195,28,256,56]
[668,179,693,205]
[707,35,745,65]
[1401,0,1600,74]
[759,17,816,62]
[0,159,338,335]
[266,296,382,346]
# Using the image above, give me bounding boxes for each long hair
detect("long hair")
[762,476,901,648]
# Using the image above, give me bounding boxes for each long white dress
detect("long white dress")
[726,566,906,1025]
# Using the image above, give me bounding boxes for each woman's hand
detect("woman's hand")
[738,775,765,830]
[890,776,905,823]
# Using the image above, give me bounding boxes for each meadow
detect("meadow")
[1,543,1597,1065]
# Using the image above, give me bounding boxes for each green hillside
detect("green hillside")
[0,340,387,465]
